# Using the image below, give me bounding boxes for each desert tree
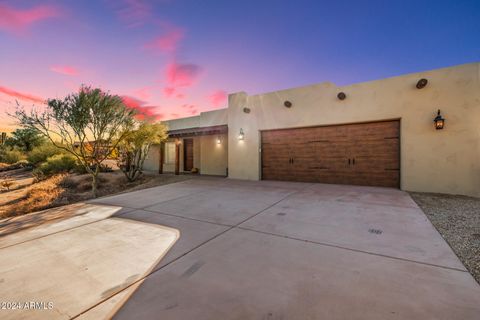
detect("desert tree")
[118,121,168,182]
[14,86,136,197]
[5,127,45,152]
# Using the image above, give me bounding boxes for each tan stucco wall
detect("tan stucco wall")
[164,109,228,131]
[200,134,228,176]
[228,63,480,197]
[143,144,160,172]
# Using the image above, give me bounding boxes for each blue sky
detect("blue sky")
[0,0,479,130]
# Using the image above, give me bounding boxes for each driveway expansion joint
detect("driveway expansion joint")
[235,226,469,273]
[72,184,310,319]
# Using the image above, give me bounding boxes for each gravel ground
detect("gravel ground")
[410,192,480,284]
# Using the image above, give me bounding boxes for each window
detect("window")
[164,142,176,164]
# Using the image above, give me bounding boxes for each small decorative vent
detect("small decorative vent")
[337,92,346,100]
[284,100,292,108]
[416,78,428,89]
[243,107,251,113]
[368,228,383,235]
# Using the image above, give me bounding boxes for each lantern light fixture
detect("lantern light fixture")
[433,109,445,130]
[238,128,245,140]
[216,136,221,144]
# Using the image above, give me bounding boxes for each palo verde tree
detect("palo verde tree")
[14,86,136,197]
[118,121,168,182]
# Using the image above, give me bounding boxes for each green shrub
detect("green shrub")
[27,143,63,165]
[0,149,25,164]
[36,154,77,176]
[15,159,31,168]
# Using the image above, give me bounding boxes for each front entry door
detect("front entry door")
[183,139,194,171]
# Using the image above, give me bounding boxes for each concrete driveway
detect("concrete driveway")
[1,177,480,319]
[90,178,480,319]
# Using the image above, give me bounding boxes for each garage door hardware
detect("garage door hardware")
[368,228,383,235]
[348,158,356,165]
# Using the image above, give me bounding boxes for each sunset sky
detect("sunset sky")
[1,0,479,131]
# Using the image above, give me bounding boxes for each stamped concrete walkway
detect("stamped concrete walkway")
[88,178,480,319]
[1,177,479,319]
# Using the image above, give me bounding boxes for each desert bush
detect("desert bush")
[32,169,46,181]
[0,149,25,164]
[35,154,78,177]
[27,143,64,165]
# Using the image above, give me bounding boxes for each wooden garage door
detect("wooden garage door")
[261,120,400,188]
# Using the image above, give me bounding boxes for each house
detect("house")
[144,62,480,198]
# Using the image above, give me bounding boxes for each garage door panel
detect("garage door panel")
[308,158,350,172]
[353,158,400,172]
[349,139,399,157]
[314,125,348,140]
[348,121,399,140]
[261,120,400,188]
[344,171,400,188]
[314,141,349,159]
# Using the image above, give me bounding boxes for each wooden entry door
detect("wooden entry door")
[261,120,400,188]
[183,139,194,171]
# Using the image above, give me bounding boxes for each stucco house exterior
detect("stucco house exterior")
[144,62,480,198]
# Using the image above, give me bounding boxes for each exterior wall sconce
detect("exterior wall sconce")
[238,128,245,140]
[433,109,445,130]
[216,136,221,144]
[416,78,428,89]
[337,92,346,100]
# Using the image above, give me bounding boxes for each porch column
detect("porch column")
[159,142,164,174]
[175,139,180,175]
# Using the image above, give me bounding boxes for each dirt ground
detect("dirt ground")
[0,168,191,219]
[410,192,480,284]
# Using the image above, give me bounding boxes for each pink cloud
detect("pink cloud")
[208,90,227,107]
[165,62,201,87]
[0,4,61,34]
[121,95,163,120]
[50,65,79,76]
[181,104,198,116]
[163,86,176,98]
[163,87,186,99]
[145,28,184,54]
[112,0,151,28]
[133,86,151,100]
[0,86,44,104]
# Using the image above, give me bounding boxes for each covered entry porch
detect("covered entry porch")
[156,125,228,176]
